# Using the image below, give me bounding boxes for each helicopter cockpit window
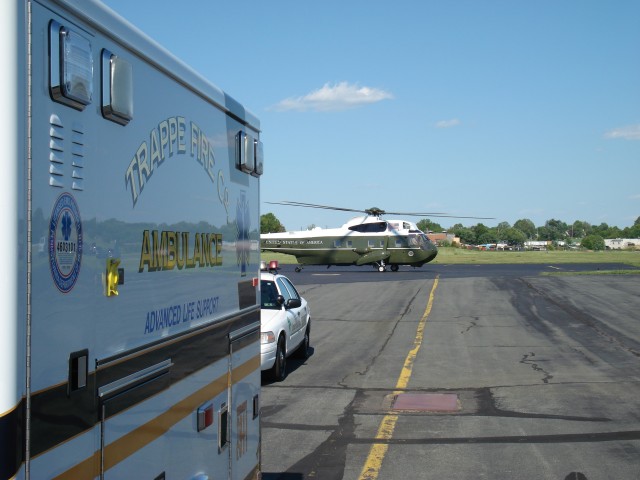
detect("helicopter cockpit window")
[408,234,433,247]
[348,222,387,233]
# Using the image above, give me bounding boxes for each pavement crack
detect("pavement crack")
[520,351,554,384]
[262,389,362,480]
[459,316,479,334]
[338,285,426,388]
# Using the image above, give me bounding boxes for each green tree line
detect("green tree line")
[426,217,640,248]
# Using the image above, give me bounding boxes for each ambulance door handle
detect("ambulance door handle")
[106,258,123,296]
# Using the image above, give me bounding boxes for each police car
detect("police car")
[260,261,311,381]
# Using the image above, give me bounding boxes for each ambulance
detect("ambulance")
[1,0,263,478]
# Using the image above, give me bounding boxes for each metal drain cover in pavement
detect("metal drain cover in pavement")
[392,393,460,412]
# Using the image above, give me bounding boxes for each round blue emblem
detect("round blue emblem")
[49,192,83,293]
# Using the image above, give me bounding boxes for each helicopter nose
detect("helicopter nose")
[422,243,438,262]
[424,247,437,261]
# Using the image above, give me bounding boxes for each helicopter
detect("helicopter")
[260,201,493,272]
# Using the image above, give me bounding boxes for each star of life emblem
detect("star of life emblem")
[236,192,251,277]
[49,192,83,293]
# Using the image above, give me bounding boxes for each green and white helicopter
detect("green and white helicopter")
[260,201,492,272]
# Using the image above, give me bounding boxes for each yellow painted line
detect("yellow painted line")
[358,276,439,480]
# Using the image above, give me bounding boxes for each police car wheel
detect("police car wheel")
[271,335,287,382]
[294,324,311,359]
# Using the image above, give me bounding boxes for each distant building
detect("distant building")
[604,238,640,250]
[426,232,460,246]
[524,241,551,250]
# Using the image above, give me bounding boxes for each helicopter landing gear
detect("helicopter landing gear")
[375,261,387,272]
[391,264,399,272]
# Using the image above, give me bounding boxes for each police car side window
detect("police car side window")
[284,278,301,300]
[276,278,293,302]
[278,277,300,301]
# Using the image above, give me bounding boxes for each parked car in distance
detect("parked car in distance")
[260,261,311,381]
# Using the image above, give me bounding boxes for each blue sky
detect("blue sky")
[102,0,639,231]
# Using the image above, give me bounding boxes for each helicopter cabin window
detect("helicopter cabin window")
[395,239,407,248]
[334,240,353,248]
[348,222,387,233]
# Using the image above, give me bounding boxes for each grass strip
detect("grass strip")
[261,248,640,267]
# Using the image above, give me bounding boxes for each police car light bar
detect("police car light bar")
[260,260,279,273]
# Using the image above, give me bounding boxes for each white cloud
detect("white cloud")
[630,193,640,200]
[272,82,393,112]
[435,118,461,128]
[604,124,640,140]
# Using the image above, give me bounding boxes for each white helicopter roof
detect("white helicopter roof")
[260,216,424,239]
[342,216,422,232]
[342,215,384,228]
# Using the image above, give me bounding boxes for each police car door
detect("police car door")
[276,277,304,349]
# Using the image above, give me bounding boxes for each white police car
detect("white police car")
[260,261,311,381]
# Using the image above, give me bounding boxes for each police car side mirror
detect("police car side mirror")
[286,298,302,309]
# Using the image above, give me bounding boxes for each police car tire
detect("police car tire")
[294,323,311,359]
[271,335,287,382]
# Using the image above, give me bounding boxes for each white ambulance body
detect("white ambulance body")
[1,0,263,478]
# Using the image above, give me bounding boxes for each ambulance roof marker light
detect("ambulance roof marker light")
[49,20,93,110]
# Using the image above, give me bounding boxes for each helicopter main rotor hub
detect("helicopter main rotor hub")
[364,207,386,217]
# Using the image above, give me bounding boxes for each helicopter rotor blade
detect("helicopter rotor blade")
[265,200,494,220]
[384,211,496,220]
[265,201,365,214]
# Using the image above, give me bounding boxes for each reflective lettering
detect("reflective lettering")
[150,128,161,171]
[139,229,223,272]
[159,120,169,160]
[136,142,151,193]
[191,122,200,159]
[125,116,226,208]
[177,116,187,154]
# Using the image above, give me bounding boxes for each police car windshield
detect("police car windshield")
[261,280,281,310]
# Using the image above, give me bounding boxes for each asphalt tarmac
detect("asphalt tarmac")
[260,263,640,480]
